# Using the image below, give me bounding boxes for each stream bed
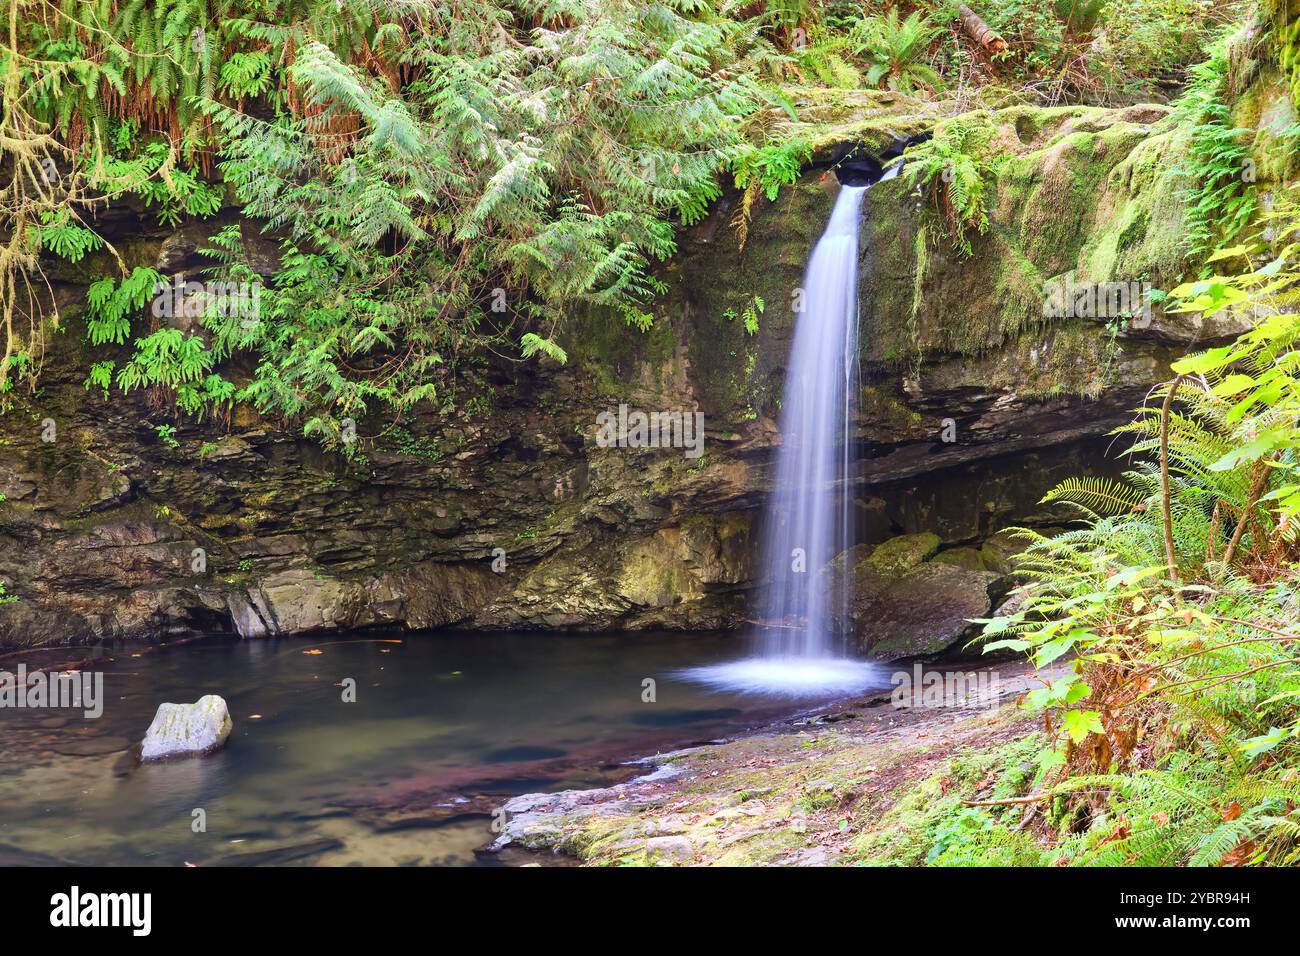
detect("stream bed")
[0,631,887,866]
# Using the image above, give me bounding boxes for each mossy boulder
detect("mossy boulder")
[822,533,999,660]
[864,533,941,581]
[931,547,990,572]
[978,530,1035,576]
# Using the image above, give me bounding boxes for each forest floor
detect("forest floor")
[488,658,1067,866]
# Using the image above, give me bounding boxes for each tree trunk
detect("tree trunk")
[957,4,1008,56]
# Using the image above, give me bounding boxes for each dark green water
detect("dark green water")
[0,631,866,866]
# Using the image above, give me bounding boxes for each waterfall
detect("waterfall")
[681,176,892,697]
[756,183,867,659]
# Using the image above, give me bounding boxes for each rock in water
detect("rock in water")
[140,695,233,761]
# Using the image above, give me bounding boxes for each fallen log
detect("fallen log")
[957,3,1008,56]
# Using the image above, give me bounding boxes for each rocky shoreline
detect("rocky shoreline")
[485,658,1063,866]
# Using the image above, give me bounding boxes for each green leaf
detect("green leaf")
[1241,727,1286,758]
[1209,430,1288,471]
[1062,709,1104,744]
[1064,682,1092,706]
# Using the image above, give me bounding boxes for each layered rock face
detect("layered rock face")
[2,87,1281,651]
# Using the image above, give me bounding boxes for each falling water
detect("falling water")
[756,182,867,660]
[682,175,894,697]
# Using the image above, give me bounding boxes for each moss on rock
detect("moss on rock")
[865,101,1187,404]
[865,532,941,580]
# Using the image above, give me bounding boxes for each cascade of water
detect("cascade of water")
[755,183,867,659]
[681,176,893,697]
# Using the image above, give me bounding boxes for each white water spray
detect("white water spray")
[683,176,894,697]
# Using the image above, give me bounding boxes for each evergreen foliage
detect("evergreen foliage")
[1174,34,1260,262]
[969,197,1300,865]
[849,8,943,93]
[1,0,1236,417]
[900,119,994,257]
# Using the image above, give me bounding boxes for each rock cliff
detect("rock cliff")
[4,83,1285,650]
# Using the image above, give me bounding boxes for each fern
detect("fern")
[848,9,943,93]
[1174,35,1259,263]
[84,360,116,398]
[1041,476,1150,517]
[35,211,103,263]
[85,267,164,347]
[520,333,568,365]
[901,120,993,257]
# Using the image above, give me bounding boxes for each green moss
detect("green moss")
[865,100,1191,379]
[642,319,678,372]
[562,308,644,399]
[1233,65,1300,186]
[1019,320,1110,399]
[866,532,940,580]
[867,164,1049,361]
[852,731,1048,866]
[771,86,940,154]
[931,547,989,571]
[708,827,808,866]
[670,179,835,420]
[860,385,924,433]
[1078,127,1189,283]
[1265,0,1300,112]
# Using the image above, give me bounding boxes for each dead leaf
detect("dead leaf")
[1099,816,1131,845]
[1221,839,1256,866]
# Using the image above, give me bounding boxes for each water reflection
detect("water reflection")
[0,631,847,865]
